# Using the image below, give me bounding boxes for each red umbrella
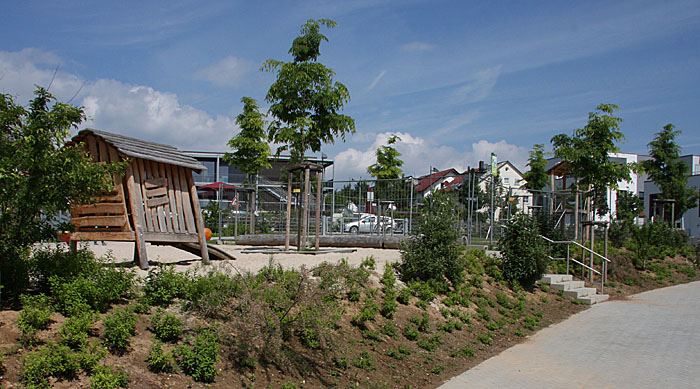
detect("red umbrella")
[197,182,237,190]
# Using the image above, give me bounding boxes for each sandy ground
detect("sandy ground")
[44,241,402,278]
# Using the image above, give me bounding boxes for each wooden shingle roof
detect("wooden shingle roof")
[72,129,206,172]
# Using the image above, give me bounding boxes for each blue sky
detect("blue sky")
[2,0,699,179]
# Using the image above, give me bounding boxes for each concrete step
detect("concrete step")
[550,280,585,291]
[578,294,610,305]
[540,274,573,284]
[564,287,597,299]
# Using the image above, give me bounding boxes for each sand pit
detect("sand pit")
[78,241,401,277]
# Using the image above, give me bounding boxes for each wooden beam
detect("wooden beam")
[187,170,210,264]
[72,216,127,227]
[143,232,199,243]
[125,162,149,269]
[72,203,125,216]
[70,231,136,241]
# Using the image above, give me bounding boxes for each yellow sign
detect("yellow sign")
[293,188,301,193]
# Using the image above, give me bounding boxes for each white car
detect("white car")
[344,214,395,234]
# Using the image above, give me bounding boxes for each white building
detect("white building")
[643,155,700,237]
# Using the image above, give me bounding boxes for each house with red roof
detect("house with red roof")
[413,168,460,201]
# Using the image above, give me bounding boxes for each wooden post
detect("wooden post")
[234,190,239,238]
[249,190,255,234]
[301,166,310,250]
[187,172,210,265]
[315,169,322,250]
[126,163,149,269]
[286,172,292,251]
[574,189,579,241]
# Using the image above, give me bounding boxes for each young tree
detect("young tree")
[367,135,403,180]
[522,144,548,191]
[262,19,356,162]
[641,124,699,221]
[551,104,633,216]
[224,97,272,180]
[1,87,123,296]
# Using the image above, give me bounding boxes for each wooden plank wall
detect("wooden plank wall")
[130,158,198,235]
[71,135,131,234]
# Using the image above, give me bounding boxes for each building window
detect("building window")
[523,197,529,204]
[504,178,510,184]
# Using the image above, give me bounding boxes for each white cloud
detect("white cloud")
[193,56,253,87]
[0,49,237,151]
[333,132,528,180]
[454,65,502,104]
[400,41,436,52]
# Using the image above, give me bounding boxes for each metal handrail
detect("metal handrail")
[539,235,610,262]
[540,235,609,293]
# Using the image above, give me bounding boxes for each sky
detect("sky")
[2,0,699,180]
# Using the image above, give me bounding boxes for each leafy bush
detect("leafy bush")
[450,345,475,358]
[499,214,548,288]
[17,294,53,339]
[418,334,442,352]
[151,309,183,342]
[403,324,419,341]
[176,329,220,382]
[398,192,463,285]
[102,307,137,351]
[381,321,399,338]
[143,265,186,306]
[147,341,176,373]
[352,297,380,328]
[59,312,96,350]
[397,287,411,304]
[90,365,129,388]
[182,268,242,317]
[77,340,107,374]
[20,341,79,388]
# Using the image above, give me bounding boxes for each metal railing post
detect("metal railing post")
[566,244,570,275]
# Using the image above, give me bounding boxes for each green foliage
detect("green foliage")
[224,96,272,177]
[43,249,134,316]
[397,287,412,305]
[451,345,475,358]
[641,124,699,220]
[418,334,442,352]
[499,214,549,288]
[523,144,549,191]
[403,323,419,341]
[262,19,355,162]
[146,341,176,373]
[352,297,380,327]
[20,341,79,388]
[351,350,376,370]
[17,294,53,339]
[143,265,186,306]
[176,329,220,382]
[0,88,124,299]
[381,321,399,338]
[368,134,404,179]
[102,307,137,351]
[380,265,398,318]
[151,309,183,342]
[182,269,242,317]
[610,190,645,246]
[59,312,96,350]
[399,192,462,285]
[77,340,107,374]
[90,365,129,389]
[551,104,633,216]
[477,333,493,345]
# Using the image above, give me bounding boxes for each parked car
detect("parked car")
[343,213,396,234]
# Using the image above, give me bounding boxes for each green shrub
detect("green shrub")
[151,309,183,342]
[397,287,411,304]
[352,351,375,370]
[29,248,101,292]
[499,214,548,288]
[176,329,219,382]
[59,312,96,349]
[477,333,492,345]
[20,341,79,388]
[403,324,419,341]
[183,270,242,317]
[381,321,399,338]
[147,341,176,373]
[381,288,398,319]
[90,365,129,388]
[450,345,475,358]
[398,192,463,285]
[418,334,442,352]
[361,256,376,270]
[143,265,186,306]
[347,288,361,302]
[102,307,137,351]
[351,297,380,328]
[17,294,53,339]
[77,340,107,374]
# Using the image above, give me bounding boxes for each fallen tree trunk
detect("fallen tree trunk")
[234,234,410,249]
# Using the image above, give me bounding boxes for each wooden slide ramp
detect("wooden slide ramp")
[173,243,236,261]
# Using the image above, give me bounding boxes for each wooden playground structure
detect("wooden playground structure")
[67,129,234,269]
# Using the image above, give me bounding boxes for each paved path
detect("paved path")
[440,281,700,388]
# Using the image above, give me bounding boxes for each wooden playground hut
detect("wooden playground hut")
[67,129,223,269]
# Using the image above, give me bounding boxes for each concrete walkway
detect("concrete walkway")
[440,281,700,388]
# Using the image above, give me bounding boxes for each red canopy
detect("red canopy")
[197,182,237,190]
